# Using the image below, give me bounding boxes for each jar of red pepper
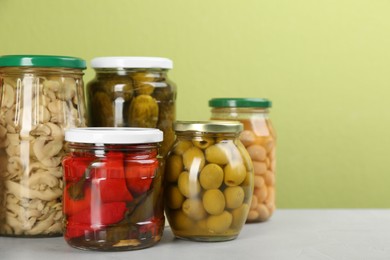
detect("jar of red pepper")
[62,127,164,251]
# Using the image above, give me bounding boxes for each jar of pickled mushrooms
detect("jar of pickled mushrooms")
[209,98,276,222]
[0,55,87,237]
[86,57,176,157]
[164,121,254,241]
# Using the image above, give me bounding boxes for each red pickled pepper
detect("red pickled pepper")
[64,151,134,238]
[63,152,133,215]
[66,202,127,239]
[125,159,159,196]
[91,151,133,202]
[63,184,92,215]
[63,156,95,182]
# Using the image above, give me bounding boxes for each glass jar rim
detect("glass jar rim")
[174,121,243,133]
[0,55,86,69]
[91,57,173,69]
[65,127,163,144]
[209,98,272,108]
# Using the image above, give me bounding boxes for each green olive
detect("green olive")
[169,210,194,230]
[174,140,193,155]
[182,198,207,220]
[192,136,215,149]
[205,144,229,165]
[166,185,185,209]
[206,211,233,233]
[178,171,201,198]
[199,163,224,190]
[165,154,183,182]
[182,146,205,171]
[197,219,208,231]
[231,203,249,229]
[202,189,225,215]
[224,163,246,186]
[224,186,245,209]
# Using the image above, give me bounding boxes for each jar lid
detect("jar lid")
[91,57,173,69]
[65,127,163,144]
[0,55,86,69]
[209,98,272,108]
[174,121,243,133]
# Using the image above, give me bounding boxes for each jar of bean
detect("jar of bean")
[63,127,164,251]
[209,98,276,222]
[86,57,176,157]
[164,121,254,241]
[0,55,87,237]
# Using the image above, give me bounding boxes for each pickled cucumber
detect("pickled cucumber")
[128,95,159,128]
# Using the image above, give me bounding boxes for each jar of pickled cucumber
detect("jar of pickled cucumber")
[63,127,164,251]
[164,121,254,241]
[209,98,276,222]
[0,55,87,237]
[86,57,176,157]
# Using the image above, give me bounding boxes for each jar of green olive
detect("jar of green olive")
[164,121,254,241]
[209,98,276,222]
[86,57,176,157]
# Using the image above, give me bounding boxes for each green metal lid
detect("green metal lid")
[209,98,272,108]
[0,55,86,69]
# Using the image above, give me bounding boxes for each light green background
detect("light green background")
[1,0,389,208]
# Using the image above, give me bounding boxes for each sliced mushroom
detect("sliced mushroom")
[33,136,62,161]
[27,211,55,235]
[7,156,24,176]
[5,212,23,235]
[56,78,76,101]
[39,105,51,123]
[47,167,62,178]
[46,222,62,233]
[0,125,7,138]
[23,172,59,189]
[4,108,17,127]
[48,100,66,123]
[43,80,60,92]
[6,180,62,201]
[6,200,25,217]
[40,156,62,168]
[6,125,16,134]
[1,83,15,109]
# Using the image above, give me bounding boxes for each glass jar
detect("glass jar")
[0,55,87,237]
[164,121,254,241]
[86,57,176,157]
[209,98,276,222]
[63,127,164,251]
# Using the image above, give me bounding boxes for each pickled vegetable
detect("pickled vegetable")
[128,95,159,128]
[87,67,176,157]
[63,149,163,250]
[164,133,253,241]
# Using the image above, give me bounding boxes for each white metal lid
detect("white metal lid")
[65,127,163,144]
[90,57,173,69]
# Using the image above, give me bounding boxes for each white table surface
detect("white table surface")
[1,209,390,260]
